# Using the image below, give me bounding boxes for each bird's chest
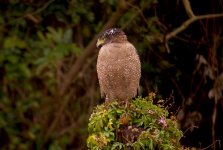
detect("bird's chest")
[97,43,135,74]
[99,45,130,63]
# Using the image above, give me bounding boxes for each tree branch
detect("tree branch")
[149,0,223,53]
[166,13,223,41]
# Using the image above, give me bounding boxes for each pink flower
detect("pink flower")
[158,117,167,128]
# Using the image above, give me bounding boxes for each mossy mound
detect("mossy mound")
[87,96,183,150]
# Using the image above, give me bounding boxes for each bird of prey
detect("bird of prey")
[96,28,141,102]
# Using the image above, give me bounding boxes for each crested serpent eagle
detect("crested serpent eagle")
[96,28,141,102]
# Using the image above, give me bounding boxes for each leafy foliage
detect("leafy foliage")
[87,95,183,150]
[0,26,81,149]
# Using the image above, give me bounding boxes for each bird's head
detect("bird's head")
[96,28,127,48]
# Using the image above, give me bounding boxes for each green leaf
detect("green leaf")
[111,142,124,150]
[3,36,27,49]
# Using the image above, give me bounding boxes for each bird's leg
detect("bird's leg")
[105,97,110,102]
[124,100,130,109]
[104,96,115,107]
[105,96,114,103]
[104,97,112,108]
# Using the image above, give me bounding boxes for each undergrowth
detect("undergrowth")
[87,94,183,150]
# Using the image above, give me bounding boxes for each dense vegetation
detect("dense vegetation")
[0,0,222,149]
[87,96,183,150]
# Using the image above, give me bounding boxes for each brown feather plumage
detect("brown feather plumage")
[96,28,141,102]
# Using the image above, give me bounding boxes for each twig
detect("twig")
[123,1,149,28]
[31,0,55,15]
[210,34,220,150]
[202,140,221,150]
[183,125,198,135]
[182,0,195,18]
[11,0,55,24]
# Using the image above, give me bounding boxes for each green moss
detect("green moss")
[87,96,183,150]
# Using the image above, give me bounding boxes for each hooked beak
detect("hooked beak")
[96,38,105,48]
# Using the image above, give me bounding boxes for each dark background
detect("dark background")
[0,0,223,149]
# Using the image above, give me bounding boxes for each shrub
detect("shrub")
[87,95,183,150]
